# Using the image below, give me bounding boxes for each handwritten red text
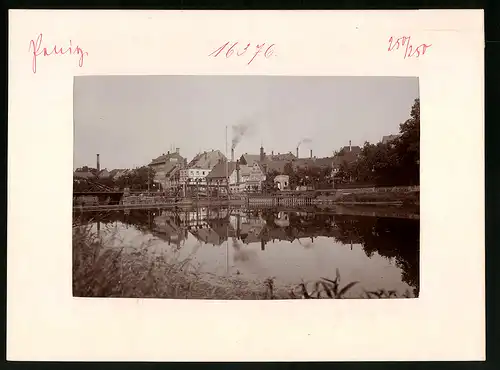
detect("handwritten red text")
[29,33,88,74]
[209,42,275,65]
[388,36,431,59]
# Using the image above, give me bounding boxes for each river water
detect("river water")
[73,206,419,298]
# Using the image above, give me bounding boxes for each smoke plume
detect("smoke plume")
[231,119,254,150]
[297,138,312,148]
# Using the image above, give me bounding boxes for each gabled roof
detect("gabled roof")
[238,164,252,177]
[382,134,400,144]
[239,154,262,166]
[339,145,362,155]
[149,152,185,166]
[258,160,289,174]
[206,161,236,179]
[74,171,96,179]
[269,152,296,161]
[188,150,226,169]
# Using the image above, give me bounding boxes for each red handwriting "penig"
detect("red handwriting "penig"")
[388,36,431,59]
[209,42,275,65]
[29,33,88,74]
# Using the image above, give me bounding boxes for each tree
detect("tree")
[336,98,420,187]
[262,169,280,193]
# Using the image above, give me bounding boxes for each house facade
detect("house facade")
[180,150,226,187]
[148,149,186,190]
[274,175,290,191]
[205,160,252,194]
[245,163,266,192]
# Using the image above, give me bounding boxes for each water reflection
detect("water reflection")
[74,206,419,297]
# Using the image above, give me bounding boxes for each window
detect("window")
[202,171,205,175]
[196,171,199,175]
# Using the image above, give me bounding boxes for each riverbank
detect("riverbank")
[73,226,415,299]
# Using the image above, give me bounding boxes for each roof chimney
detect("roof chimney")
[231,148,234,162]
[176,147,180,154]
[96,154,100,172]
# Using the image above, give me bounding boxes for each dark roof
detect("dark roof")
[188,150,225,169]
[259,160,289,173]
[382,134,400,144]
[339,146,362,155]
[269,153,296,161]
[74,171,96,179]
[206,161,237,179]
[149,152,184,166]
[239,154,262,166]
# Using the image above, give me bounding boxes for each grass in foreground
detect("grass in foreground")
[73,225,414,299]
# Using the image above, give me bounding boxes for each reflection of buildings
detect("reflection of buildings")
[150,208,362,251]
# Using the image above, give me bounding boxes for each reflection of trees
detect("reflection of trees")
[74,207,419,295]
[74,209,157,233]
[333,215,419,295]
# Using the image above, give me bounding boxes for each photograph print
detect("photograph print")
[72,75,420,300]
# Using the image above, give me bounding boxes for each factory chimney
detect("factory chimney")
[231,148,234,162]
[296,147,299,158]
[310,149,313,158]
[96,154,100,172]
[349,140,352,152]
[260,145,265,162]
[236,160,241,184]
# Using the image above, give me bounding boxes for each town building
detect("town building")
[205,160,252,194]
[245,162,267,192]
[382,134,400,144]
[274,175,290,191]
[148,148,186,190]
[179,149,226,187]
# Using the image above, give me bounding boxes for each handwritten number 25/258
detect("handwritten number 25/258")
[209,42,275,65]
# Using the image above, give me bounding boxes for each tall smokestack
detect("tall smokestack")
[96,154,100,172]
[236,160,240,184]
[310,149,313,158]
[231,148,234,162]
[296,147,299,158]
[349,140,352,151]
[260,146,265,162]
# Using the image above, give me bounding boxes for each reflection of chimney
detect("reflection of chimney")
[349,140,352,151]
[96,154,100,172]
[236,160,241,184]
[310,149,312,158]
[236,214,241,238]
[296,147,299,158]
[231,148,234,162]
[261,239,265,251]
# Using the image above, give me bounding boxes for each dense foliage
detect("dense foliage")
[337,99,420,186]
[74,166,156,191]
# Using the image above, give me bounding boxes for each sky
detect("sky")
[73,75,419,170]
